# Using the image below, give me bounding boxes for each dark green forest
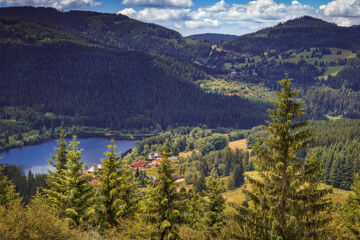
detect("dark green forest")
[0,15,268,134]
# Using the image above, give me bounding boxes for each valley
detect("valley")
[0,6,360,240]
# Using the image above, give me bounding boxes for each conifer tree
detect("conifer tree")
[193,171,207,195]
[232,75,331,240]
[228,163,244,189]
[341,173,360,238]
[62,136,93,227]
[93,139,138,228]
[203,171,226,238]
[44,130,68,212]
[0,158,19,206]
[142,142,186,240]
[186,191,205,230]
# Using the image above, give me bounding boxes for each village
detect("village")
[81,152,184,185]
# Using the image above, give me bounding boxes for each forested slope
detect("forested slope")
[0,16,268,130]
[0,6,211,62]
[222,16,360,55]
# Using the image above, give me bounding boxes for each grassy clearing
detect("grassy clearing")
[326,114,343,121]
[228,139,247,151]
[323,65,345,77]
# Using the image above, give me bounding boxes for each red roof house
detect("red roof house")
[90,179,100,185]
[131,161,148,168]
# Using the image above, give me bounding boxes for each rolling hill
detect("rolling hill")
[222,16,360,55]
[186,33,238,43]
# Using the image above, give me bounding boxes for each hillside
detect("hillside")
[200,16,360,120]
[186,33,238,43]
[0,16,268,133]
[222,16,360,55]
[0,6,212,62]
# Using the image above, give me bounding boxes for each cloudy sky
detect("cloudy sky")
[1,0,360,36]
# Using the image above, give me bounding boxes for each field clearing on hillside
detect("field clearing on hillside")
[223,171,351,212]
[228,139,247,151]
[323,65,345,77]
[326,114,343,121]
[179,151,195,158]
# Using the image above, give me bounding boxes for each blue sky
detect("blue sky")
[1,0,360,36]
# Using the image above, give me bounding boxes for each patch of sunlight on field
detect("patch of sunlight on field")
[326,114,343,121]
[228,139,248,151]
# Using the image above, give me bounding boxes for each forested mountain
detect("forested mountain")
[0,16,268,131]
[186,33,238,43]
[222,16,360,55]
[0,6,212,62]
[1,7,360,131]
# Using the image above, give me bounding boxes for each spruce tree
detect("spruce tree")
[232,75,331,240]
[141,143,186,240]
[93,139,138,228]
[341,173,360,238]
[193,171,207,194]
[228,163,244,189]
[186,191,205,230]
[44,130,68,213]
[62,136,93,227]
[203,171,226,238]
[0,159,19,206]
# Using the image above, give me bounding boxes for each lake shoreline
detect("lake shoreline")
[0,138,138,174]
[0,131,153,154]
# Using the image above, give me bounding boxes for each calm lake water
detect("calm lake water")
[0,138,136,174]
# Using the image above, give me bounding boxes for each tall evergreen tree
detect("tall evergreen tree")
[93,139,138,228]
[341,173,360,238]
[193,171,207,195]
[203,171,226,238]
[0,159,19,206]
[185,191,205,230]
[228,163,244,189]
[62,136,93,227]
[141,143,186,240]
[232,75,331,240]
[44,131,68,212]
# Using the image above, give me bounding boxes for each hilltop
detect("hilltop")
[186,33,238,43]
[222,16,360,55]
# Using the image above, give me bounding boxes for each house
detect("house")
[90,178,100,185]
[131,161,148,168]
[147,152,161,161]
[151,159,161,167]
[88,164,98,173]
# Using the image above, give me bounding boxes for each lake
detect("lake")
[0,138,137,174]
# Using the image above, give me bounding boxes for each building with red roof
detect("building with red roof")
[131,161,148,168]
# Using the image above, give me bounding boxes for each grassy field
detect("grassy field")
[326,114,343,121]
[228,139,247,151]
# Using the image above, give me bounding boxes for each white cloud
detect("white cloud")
[184,18,221,29]
[121,0,193,8]
[118,0,360,34]
[320,0,360,17]
[0,0,101,9]
[319,0,360,26]
[118,7,190,21]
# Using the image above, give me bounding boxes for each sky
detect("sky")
[1,0,360,36]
